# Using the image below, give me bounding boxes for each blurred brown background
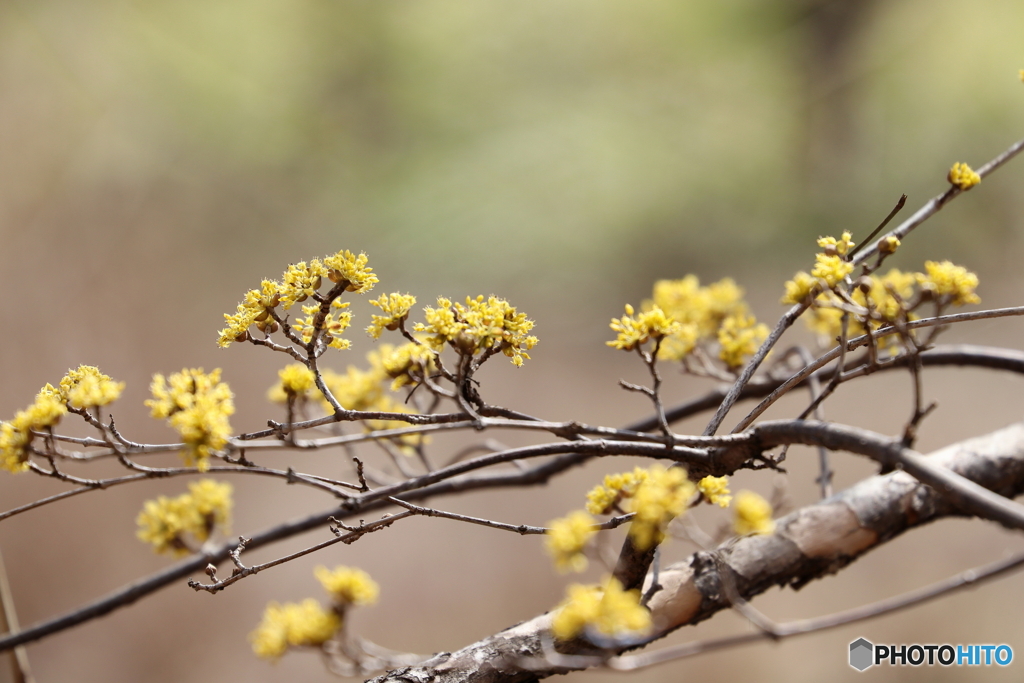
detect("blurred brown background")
[2,0,1024,681]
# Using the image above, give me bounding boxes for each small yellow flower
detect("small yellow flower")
[58,365,125,409]
[250,599,341,661]
[315,566,380,606]
[545,511,597,573]
[279,260,328,310]
[323,250,378,293]
[607,304,682,351]
[733,490,775,536]
[863,269,917,322]
[917,260,980,306]
[811,254,854,288]
[948,162,981,191]
[146,369,234,472]
[628,465,695,550]
[648,276,748,339]
[697,475,732,508]
[415,295,537,366]
[551,577,651,641]
[717,313,768,369]
[879,235,900,255]
[375,342,436,390]
[136,479,233,555]
[1,389,68,473]
[268,364,317,403]
[780,271,820,305]
[585,467,648,515]
[817,232,855,256]
[217,280,281,347]
[187,479,233,531]
[366,293,417,339]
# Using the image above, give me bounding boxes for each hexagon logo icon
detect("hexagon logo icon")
[849,638,874,671]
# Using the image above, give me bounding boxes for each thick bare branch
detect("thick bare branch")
[367,421,1024,683]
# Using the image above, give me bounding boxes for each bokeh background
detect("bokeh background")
[2,1,1024,681]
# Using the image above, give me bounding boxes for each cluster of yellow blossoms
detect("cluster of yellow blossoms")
[545,466,770,582]
[217,249,378,348]
[546,511,598,573]
[546,466,774,642]
[221,251,538,383]
[366,292,417,339]
[146,368,235,472]
[415,295,538,367]
[0,390,65,473]
[1,366,124,473]
[947,161,981,191]
[733,490,776,536]
[250,565,379,660]
[552,577,651,641]
[608,276,768,369]
[136,479,233,555]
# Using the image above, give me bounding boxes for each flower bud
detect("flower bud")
[879,235,901,254]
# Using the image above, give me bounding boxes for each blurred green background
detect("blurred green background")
[1,1,1024,681]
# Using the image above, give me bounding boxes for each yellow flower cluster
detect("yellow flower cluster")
[57,365,125,410]
[948,162,981,191]
[251,564,379,660]
[0,390,66,473]
[217,250,376,348]
[650,276,747,338]
[918,260,980,306]
[218,279,284,347]
[607,304,684,352]
[816,232,855,257]
[366,293,417,339]
[545,511,597,573]
[697,475,732,508]
[717,314,769,369]
[733,490,775,536]
[804,269,917,343]
[250,599,341,661]
[585,467,649,515]
[781,233,856,305]
[629,465,696,550]
[291,300,353,350]
[799,261,979,345]
[1,366,128,474]
[146,368,234,472]
[551,577,651,641]
[324,250,379,293]
[376,342,436,390]
[414,295,538,367]
[315,565,380,606]
[609,276,766,367]
[136,479,233,555]
[584,466,697,550]
[267,363,317,403]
